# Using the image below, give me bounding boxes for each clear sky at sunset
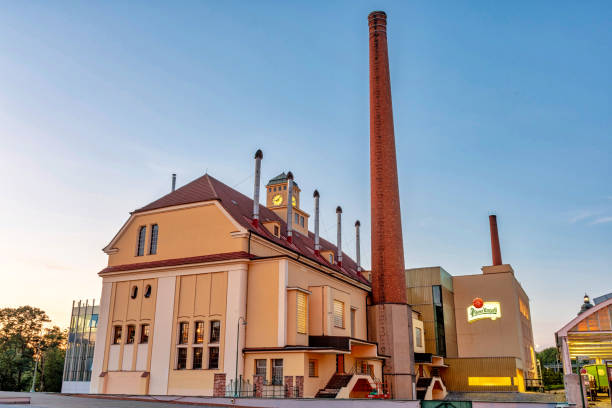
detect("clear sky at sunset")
[1,1,611,349]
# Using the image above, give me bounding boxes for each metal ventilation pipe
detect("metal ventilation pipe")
[336,206,343,267]
[252,149,263,227]
[313,190,320,255]
[172,173,177,192]
[286,172,294,243]
[355,220,361,271]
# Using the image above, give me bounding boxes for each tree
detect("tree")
[537,347,559,366]
[41,347,65,392]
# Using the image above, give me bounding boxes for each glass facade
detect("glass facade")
[63,299,99,382]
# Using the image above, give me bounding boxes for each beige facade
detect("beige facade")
[90,173,384,398]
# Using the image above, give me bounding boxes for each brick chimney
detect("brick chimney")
[489,214,502,266]
[366,10,414,399]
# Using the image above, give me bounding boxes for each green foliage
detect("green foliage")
[42,348,65,392]
[0,306,66,392]
[537,347,559,365]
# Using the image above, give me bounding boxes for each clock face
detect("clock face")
[272,194,283,206]
[292,196,297,207]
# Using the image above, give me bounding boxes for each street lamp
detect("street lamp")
[234,317,247,397]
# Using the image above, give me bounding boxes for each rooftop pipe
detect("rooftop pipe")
[252,149,263,227]
[313,190,320,255]
[489,214,502,266]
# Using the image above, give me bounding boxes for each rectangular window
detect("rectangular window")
[177,348,187,369]
[149,224,158,254]
[300,216,304,227]
[295,213,299,223]
[136,226,146,256]
[351,308,356,337]
[112,325,122,344]
[208,347,219,369]
[333,300,345,328]
[297,291,307,334]
[178,322,189,344]
[272,359,283,385]
[308,359,318,377]
[329,253,333,264]
[194,321,204,344]
[126,325,136,344]
[416,327,423,348]
[432,285,446,357]
[255,359,267,377]
[140,324,150,343]
[193,347,203,369]
[210,320,220,343]
[273,225,279,237]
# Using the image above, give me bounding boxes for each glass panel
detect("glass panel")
[194,322,204,344]
[126,325,136,344]
[210,321,220,343]
[149,224,158,255]
[113,326,122,344]
[179,322,189,344]
[137,226,146,256]
[208,347,219,369]
[272,359,283,385]
[177,348,187,369]
[193,347,203,369]
[140,324,150,343]
[255,359,267,377]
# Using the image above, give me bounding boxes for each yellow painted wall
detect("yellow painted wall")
[166,272,227,395]
[245,260,280,348]
[107,204,244,267]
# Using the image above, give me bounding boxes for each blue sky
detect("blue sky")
[0,1,610,348]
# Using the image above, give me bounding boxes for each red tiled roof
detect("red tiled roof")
[132,174,370,286]
[100,251,254,274]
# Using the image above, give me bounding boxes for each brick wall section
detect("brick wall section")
[284,376,293,398]
[253,375,263,398]
[213,373,226,397]
[295,376,304,398]
[368,11,407,305]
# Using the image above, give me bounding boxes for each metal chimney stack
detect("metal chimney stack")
[489,214,503,266]
[355,220,361,271]
[336,206,343,267]
[172,173,177,192]
[313,190,320,255]
[252,149,263,227]
[286,172,294,243]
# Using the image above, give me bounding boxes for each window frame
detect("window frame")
[209,320,221,344]
[136,226,147,256]
[176,347,188,370]
[192,346,204,370]
[178,322,189,345]
[208,346,220,369]
[112,325,122,345]
[308,359,318,377]
[271,359,283,385]
[333,300,345,329]
[296,291,307,334]
[255,359,267,378]
[140,324,150,344]
[194,321,205,344]
[149,224,159,255]
[126,325,136,344]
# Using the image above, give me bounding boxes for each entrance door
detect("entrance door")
[336,354,345,374]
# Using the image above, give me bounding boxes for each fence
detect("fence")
[225,376,300,398]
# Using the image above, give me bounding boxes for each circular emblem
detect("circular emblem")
[473,298,484,308]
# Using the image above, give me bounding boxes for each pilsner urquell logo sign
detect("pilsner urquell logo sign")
[467,297,501,322]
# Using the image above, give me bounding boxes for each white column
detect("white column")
[223,265,248,382]
[561,336,572,374]
[278,260,288,346]
[90,282,111,394]
[149,276,176,395]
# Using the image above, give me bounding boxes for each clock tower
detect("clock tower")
[265,172,309,236]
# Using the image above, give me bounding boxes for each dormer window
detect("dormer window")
[329,254,333,264]
[136,226,146,256]
[274,225,279,237]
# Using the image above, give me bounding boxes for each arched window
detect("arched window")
[144,284,152,298]
[136,226,146,256]
[131,286,138,299]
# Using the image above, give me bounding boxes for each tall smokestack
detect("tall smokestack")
[313,190,320,255]
[489,214,502,266]
[367,11,414,399]
[336,206,343,267]
[252,149,263,227]
[172,173,176,192]
[355,220,361,271]
[286,172,294,243]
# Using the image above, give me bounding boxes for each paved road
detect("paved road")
[0,392,225,408]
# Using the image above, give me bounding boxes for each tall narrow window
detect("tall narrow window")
[178,322,189,344]
[333,300,345,328]
[126,325,136,344]
[208,347,219,369]
[112,326,122,344]
[194,321,204,344]
[177,348,187,369]
[308,359,318,377]
[136,226,146,256]
[297,292,307,334]
[416,327,423,348]
[210,320,220,343]
[140,324,150,343]
[272,359,283,385]
[350,308,356,337]
[149,224,158,255]
[255,359,267,377]
[432,285,446,357]
[193,347,203,369]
